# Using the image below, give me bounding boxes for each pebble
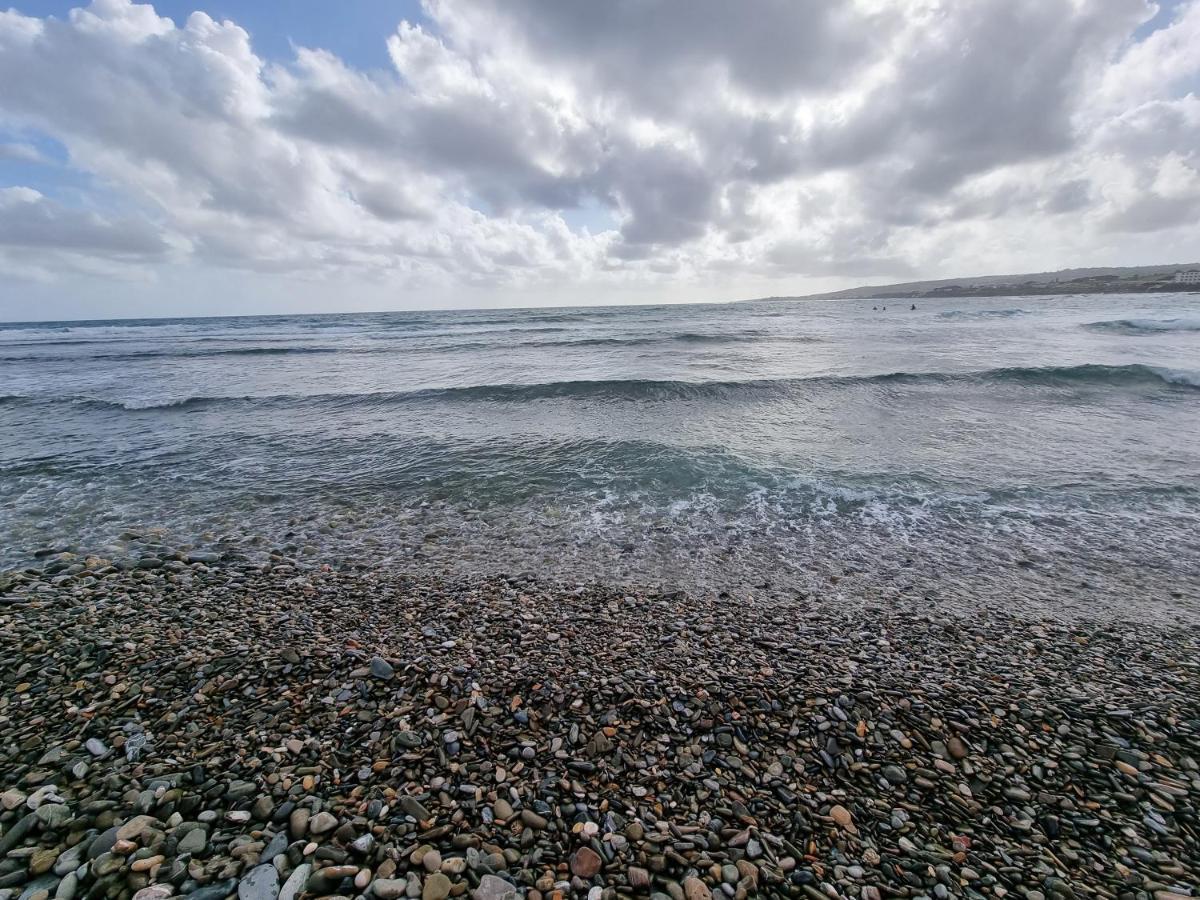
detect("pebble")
[369,656,395,680]
[0,565,1196,900]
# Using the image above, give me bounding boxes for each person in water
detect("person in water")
[911,304,916,310]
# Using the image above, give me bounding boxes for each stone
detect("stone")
[370,657,395,680]
[53,843,87,876]
[571,847,602,879]
[186,879,238,900]
[176,828,207,856]
[278,864,311,900]
[308,811,338,835]
[492,799,513,821]
[882,765,908,784]
[115,816,156,842]
[422,874,451,900]
[371,879,407,900]
[829,805,857,834]
[472,876,519,900]
[682,877,712,900]
[34,805,71,829]
[400,796,431,822]
[288,808,309,838]
[237,864,279,900]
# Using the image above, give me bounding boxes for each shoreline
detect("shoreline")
[2,562,1198,900]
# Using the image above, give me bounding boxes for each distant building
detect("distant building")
[1175,270,1200,284]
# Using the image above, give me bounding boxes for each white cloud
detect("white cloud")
[0,0,1197,311]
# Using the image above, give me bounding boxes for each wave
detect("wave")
[0,331,813,360]
[1083,317,1200,335]
[0,346,341,362]
[3,364,1196,413]
[938,308,1030,320]
[528,330,815,349]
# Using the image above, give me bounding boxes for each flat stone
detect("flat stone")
[176,828,207,855]
[34,805,71,830]
[571,847,602,879]
[308,811,338,835]
[471,876,519,900]
[369,657,394,680]
[115,815,157,842]
[237,864,279,900]
[400,796,431,822]
[370,879,407,900]
[422,873,451,900]
[186,879,237,900]
[278,864,311,900]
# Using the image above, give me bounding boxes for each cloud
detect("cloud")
[0,187,170,257]
[0,141,46,163]
[0,0,1197,307]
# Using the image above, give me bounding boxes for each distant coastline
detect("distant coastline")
[752,262,1200,302]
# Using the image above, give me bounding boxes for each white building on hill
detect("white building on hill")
[1175,270,1200,284]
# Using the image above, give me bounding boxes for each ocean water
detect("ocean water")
[2,294,1199,616]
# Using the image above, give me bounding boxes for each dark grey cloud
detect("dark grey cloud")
[1104,192,1200,232]
[0,190,169,258]
[438,0,885,107]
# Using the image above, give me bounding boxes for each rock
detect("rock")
[400,796,431,822]
[491,799,513,821]
[186,878,237,900]
[472,876,519,900]
[571,847,602,879]
[53,843,87,876]
[369,657,394,680]
[29,849,59,876]
[86,828,119,861]
[288,807,309,838]
[278,864,311,900]
[682,876,712,900]
[370,879,407,900]
[1,790,27,811]
[34,805,71,829]
[422,874,451,900]
[829,804,857,834]
[115,815,156,842]
[55,873,78,900]
[176,827,208,855]
[882,765,908,784]
[237,864,279,900]
[0,814,37,857]
[17,876,59,900]
[308,811,338,835]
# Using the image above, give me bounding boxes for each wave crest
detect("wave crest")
[1084,317,1200,335]
[2,363,1195,412]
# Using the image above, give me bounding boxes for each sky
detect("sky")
[0,0,1198,320]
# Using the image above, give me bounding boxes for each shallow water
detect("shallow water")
[2,294,1199,615]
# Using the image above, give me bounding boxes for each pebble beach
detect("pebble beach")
[2,551,1197,900]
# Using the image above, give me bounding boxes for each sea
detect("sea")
[2,293,1198,617]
